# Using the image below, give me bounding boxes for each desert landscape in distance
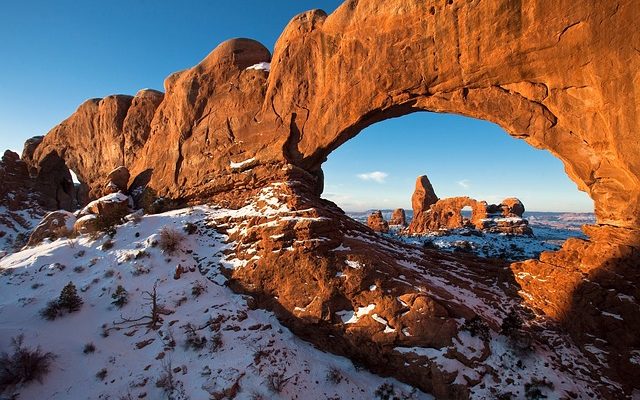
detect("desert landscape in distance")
[0,1,638,399]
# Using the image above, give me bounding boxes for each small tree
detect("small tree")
[58,282,83,312]
[501,308,523,336]
[111,285,129,309]
[462,316,490,341]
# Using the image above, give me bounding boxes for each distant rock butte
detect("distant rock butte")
[389,208,406,226]
[367,210,389,233]
[2,0,639,397]
[411,175,439,220]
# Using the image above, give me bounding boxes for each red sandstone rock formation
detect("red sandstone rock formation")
[501,197,525,217]
[0,151,49,249]
[408,196,489,233]
[367,210,389,233]
[406,177,532,236]
[104,166,130,195]
[411,175,439,215]
[4,0,639,396]
[389,208,406,226]
[26,211,75,246]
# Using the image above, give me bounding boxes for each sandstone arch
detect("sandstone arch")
[24,1,639,232]
[13,0,640,393]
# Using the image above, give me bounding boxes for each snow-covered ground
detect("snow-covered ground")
[0,206,430,400]
[0,201,46,257]
[348,210,595,261]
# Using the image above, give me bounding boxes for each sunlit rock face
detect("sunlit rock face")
[7,0,640,397]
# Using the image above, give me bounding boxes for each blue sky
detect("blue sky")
[0,1,593,213]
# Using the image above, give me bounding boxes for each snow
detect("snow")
[602,311,623,320]
[345,260,363,269]
[0,206,430,400]
[229,157,256,169]
[337,304,376,324]
[245,62,271,72]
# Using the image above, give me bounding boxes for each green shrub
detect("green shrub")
[111,285,128,308]
[58,282,83,312]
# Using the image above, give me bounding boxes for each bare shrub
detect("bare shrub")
[183,222,197,235]
[96,368,107,381]
[111,285,129,308]
[40,300,60,320]
[525,377,554,399]
[183,324,207,351]
[325,366,343,384]
[83,343,96,354]
[155,360,177,393]
[0,335,56,390]
[191,280,206,297]
[266,371,291,393]
[95,213,123,236]
[158,227,184,255]
[209,333,223,352]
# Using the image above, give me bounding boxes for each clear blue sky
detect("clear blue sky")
[0,1,593,213]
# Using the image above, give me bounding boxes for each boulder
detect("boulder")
[26,210,76,246]
[389,208,406,226]
[78,192,131,232]
[367,210,389,233]
[73,214,98,235]
[104,166,130,194]
[500,197,525,217]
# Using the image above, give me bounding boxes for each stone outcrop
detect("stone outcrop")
[78,192,130,222]
[389,208,406,226]
[406,175,532,236]
[104,166,130,195]
[367,210,389,233]
[501,197,525,217]
[26,211,76,246]
[0,151,49,252]
[411,176,439,217]
[408,196,489,233]
[5,0,640,396]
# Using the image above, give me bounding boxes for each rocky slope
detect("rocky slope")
[0,189,609,399]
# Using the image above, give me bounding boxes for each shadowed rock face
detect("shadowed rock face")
[10,0,640,396]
